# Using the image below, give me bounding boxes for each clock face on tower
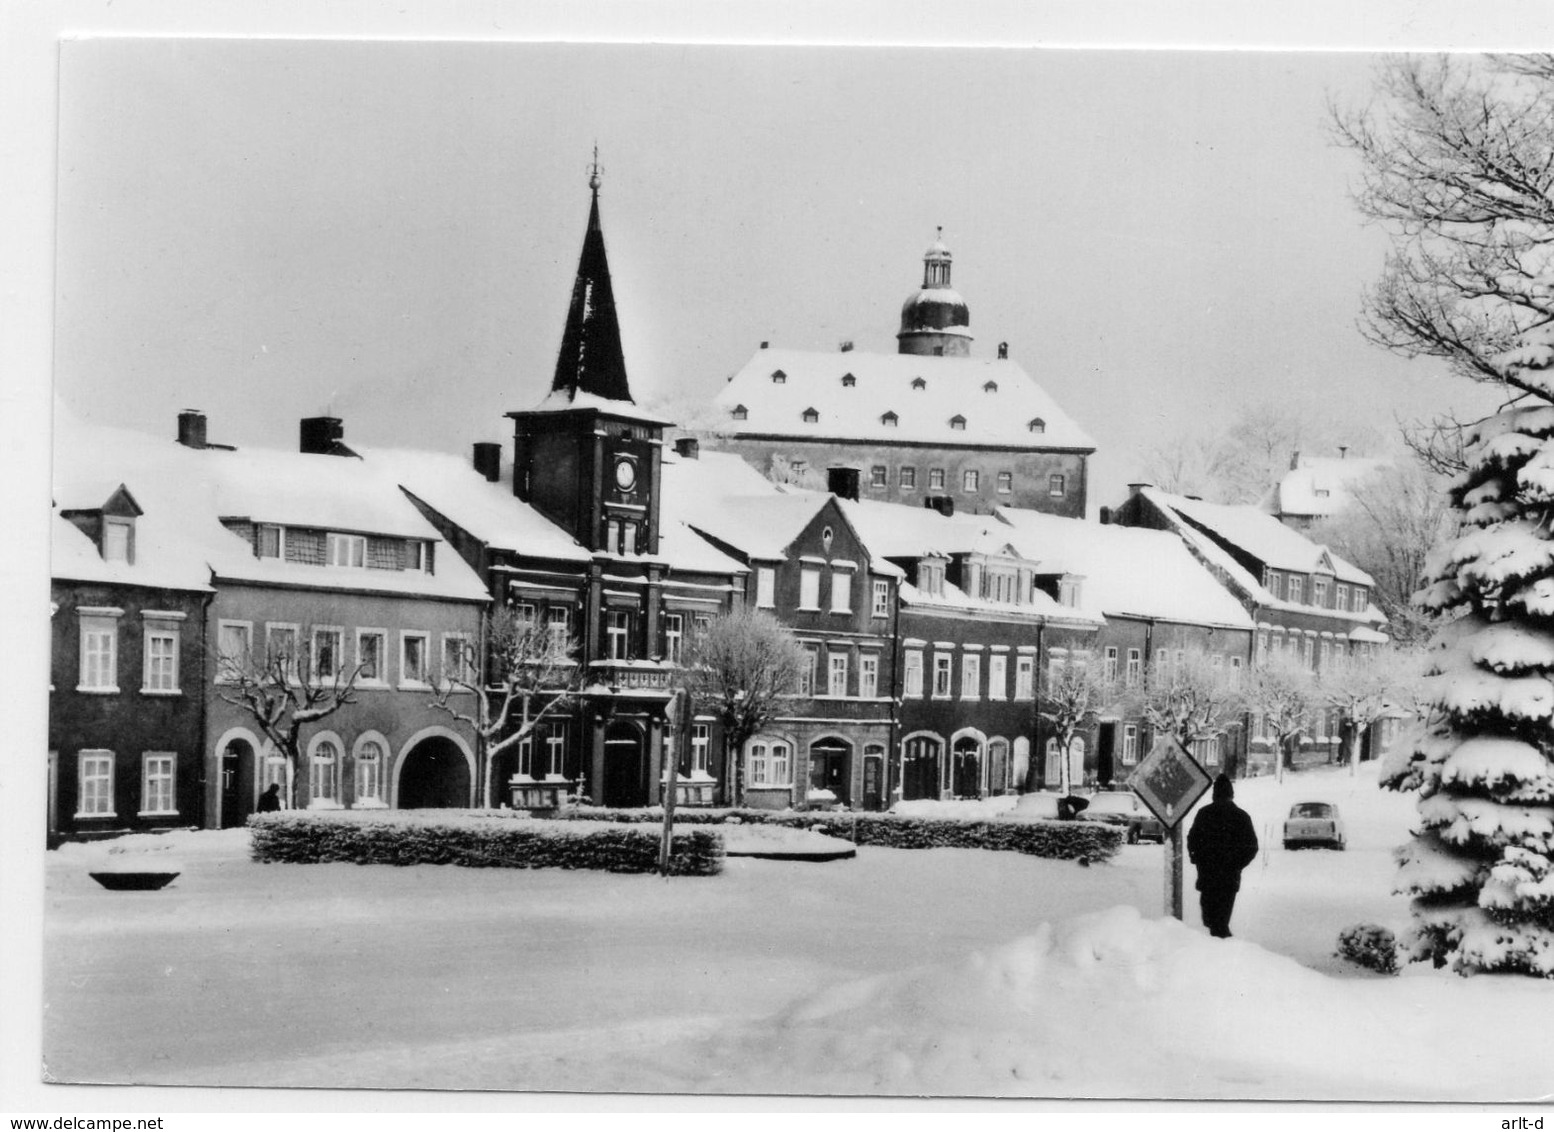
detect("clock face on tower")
[614,456,638,493]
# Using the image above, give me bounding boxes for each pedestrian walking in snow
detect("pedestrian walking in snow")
[257,783,282,813]
[1186,774,1258,938]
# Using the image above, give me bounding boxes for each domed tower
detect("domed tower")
[896,228,972,357]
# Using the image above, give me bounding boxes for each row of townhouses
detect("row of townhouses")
[47,178,1395,840]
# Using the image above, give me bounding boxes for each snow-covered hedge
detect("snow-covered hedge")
[551,807,1122,864]
[247,810,724,876]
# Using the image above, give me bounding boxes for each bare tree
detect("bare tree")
[215,632,366,809]
[677,607,806,807]
[432,605,581,807]
[1133,648,1244,758]
[1320,648,1412,776]
[1399,409,1473,476]
[1308,460,1458,645]
[1241,652,1318,784]
[1037,650,1120,794]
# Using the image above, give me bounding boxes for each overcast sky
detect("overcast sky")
[54,40,1504,507]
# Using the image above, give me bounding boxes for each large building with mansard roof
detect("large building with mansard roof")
[708,232,1096,518]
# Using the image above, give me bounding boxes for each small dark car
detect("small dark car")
[1079,791,1165,844]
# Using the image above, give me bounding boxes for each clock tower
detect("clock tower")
[508,156,668,556]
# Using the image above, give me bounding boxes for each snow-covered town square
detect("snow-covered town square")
[13,11,1554,1116]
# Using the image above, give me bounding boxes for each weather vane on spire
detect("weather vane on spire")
[588,144,603,191]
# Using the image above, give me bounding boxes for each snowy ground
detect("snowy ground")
[41,764,1554,1101]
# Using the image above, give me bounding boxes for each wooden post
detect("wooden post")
[1165,821,1185,921]
[659,695,682,876]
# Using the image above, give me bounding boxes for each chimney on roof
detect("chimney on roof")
[300,416,345,455]
[472,441,502,482]
[997,341,1009,360]
[674,436,700,460]
[839,340,854,353]
[1290,450,1302,471]
[1338,445,1349,460]
[925,495,955,517]
[1098,506,1112,525]
[828,466,860,501]
[759,341,769,350]
[176,409,207,449]
[1127,482,1151,498]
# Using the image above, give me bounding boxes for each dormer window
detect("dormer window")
[1029,418,1046,434]
[881,411,899,427]
[912,377,927,391]
[771,370,787,384]
[257,524,284,559]
[731,404,748,421]
[983,381,998,393]
[103,518,134,563]
[326,533,366,568]
[949,415,967,431]
[841,373,857,388]
[802,407,820,424]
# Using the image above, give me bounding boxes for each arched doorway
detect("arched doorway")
[219,737,257,828]
[398,735,472,809]
[808,737,852,806]
[901,734,943,801]
[602,721,647,808]
[987,738,1010,796]
[952,734,983,798]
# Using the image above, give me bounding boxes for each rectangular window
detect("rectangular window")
[663,613,684,664]
[900,467,917,489]
[859,653,879,698]
[904,650,925,697]
[828,652,849,697]
[142,629,180,693]
[442,633,475,687]
[1288,576,1304,604]
[963,469,980,492]
[871,579,890,618]
[1314,578,1329,607]
[830,570,852,613]
[547,607,571,654]
[1353,588,1368,612]
[928,468,946,490]
[747,741,792,787]
[1015,655,1035,699]
[1256,630,1268,665]
[257,524,284,559]
[267,624,299,682]
[606,520,622,555]
[140,753,177,816]
[77,752,115,817]
[756,567,776,609]
[988,654,1007,700]
[104,518,132,563]
[516,734,535,779]
[1122,725,1139,766]
[1304,636,1316,671]
[996,471,1013,494]
[800,646,819,697]
[357,630,387,683]
[1126,648,1142,686]
[799,568,821,610]
[870,465,888,488]
[311,627,344,682]
[1049,474,1066,497]
[217,621,252,678]
[932,653,952,698]
[961,653,982,699]
[1104,647,1119,682]
[513,602,538,627]
[606,611,633,660]
[405,540,428,572]
[78,612,121,692]
[326,533,366,568]
[1230,655,1243,689]
[544,722,568,778]
[690,724,711,774]
[622,522,638,556]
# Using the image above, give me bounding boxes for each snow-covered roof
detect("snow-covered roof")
[994,508,1253,631]
[517,388,672,426]
[1139,488,1374,585]
[682,487,836,564]
[1261,455,1389,520]
[712,347,1094,451]
[52,415,489,602]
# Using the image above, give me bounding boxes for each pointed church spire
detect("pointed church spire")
[550,149,633,404]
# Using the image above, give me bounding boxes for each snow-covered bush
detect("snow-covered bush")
[248,810,724,875]
[1335,923,1401,975]
[548,806,1123,864]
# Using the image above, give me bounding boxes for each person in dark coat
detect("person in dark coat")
[1186,774,1258,938]
[256,783,282,813]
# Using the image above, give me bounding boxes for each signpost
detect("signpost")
[1130,735,1214,921]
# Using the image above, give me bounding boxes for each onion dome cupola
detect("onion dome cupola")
[896,227,973,358]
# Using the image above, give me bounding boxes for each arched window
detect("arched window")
[354,739,384,807]
[309,738,341,808]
